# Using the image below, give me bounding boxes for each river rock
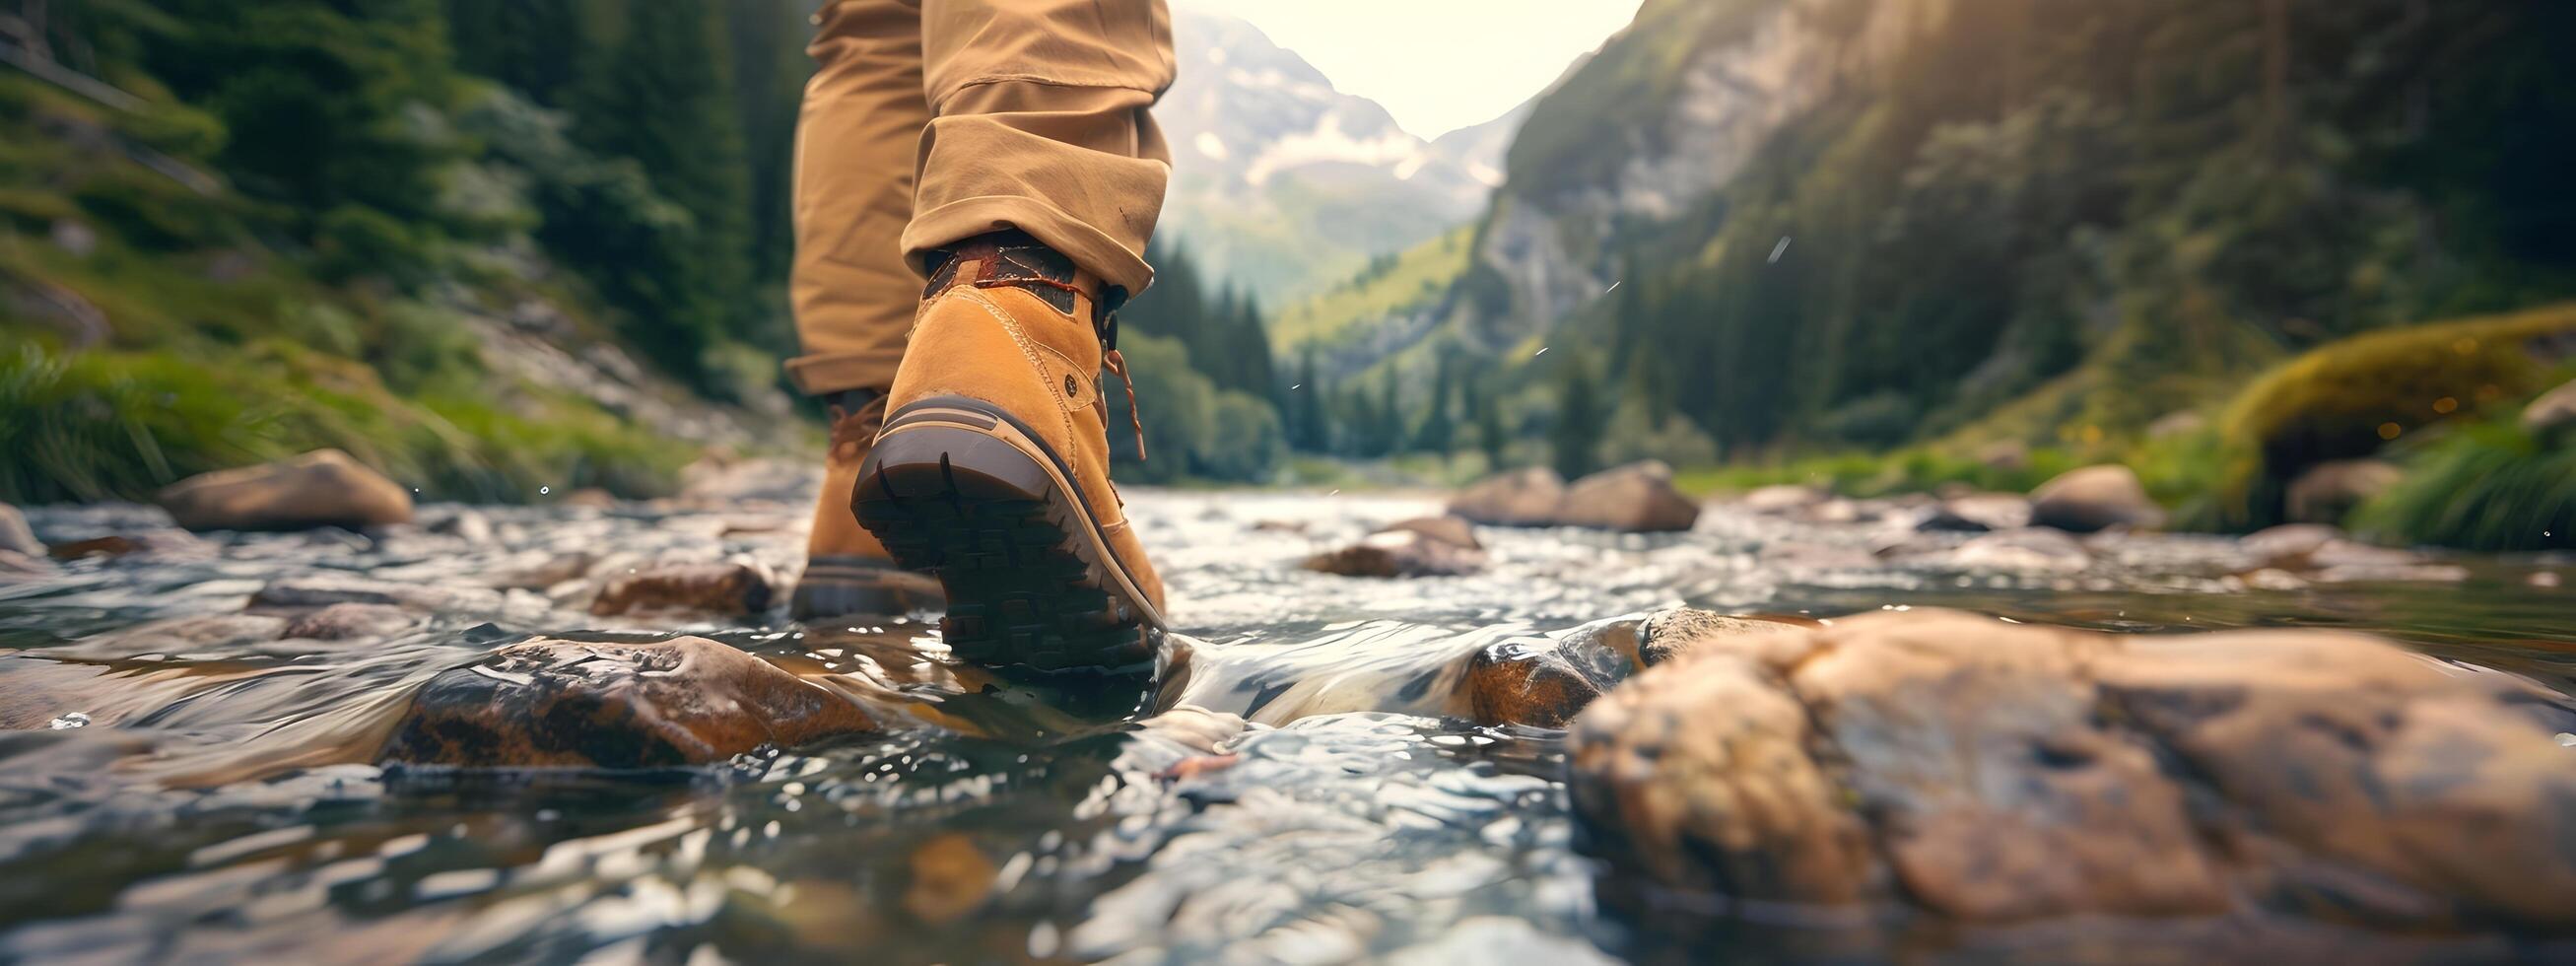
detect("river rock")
[0,504,37,557]
[156,449,413,531]
[1569,609,2576,931]
[1303,518,1487,579]
[589,560,779,617]
[250,575,504,614]
[0,549,53,580]
[2284,458,2403,524]
[46,529,212,561]
[280,603,421,641]
[378,637,876,768]
[1555,461,1700,532]
[1463,609,1793,727]
[2524,380,2576,439]
[2239,523,2344,567]
[1915,493,2034,532]
[1448,467,1566,526]
[2028,464,2165,532]
[1944,527,2091,574]
[1738,484,1827,516]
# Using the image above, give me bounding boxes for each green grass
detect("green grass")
[1271,226,1474,351]
[0,341,684,506]
[2355,418,2576,552]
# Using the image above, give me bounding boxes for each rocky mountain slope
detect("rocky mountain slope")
[1293,0,2576,466]
[1156,10,1525,304]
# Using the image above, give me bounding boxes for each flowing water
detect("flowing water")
[1,486,2571,964]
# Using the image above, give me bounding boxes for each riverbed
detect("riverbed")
[1,483,2569,963]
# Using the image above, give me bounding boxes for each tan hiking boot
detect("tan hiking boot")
[853,231,1168,671]
[791,390,942,621]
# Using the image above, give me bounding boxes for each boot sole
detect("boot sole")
[851,396,1164,672]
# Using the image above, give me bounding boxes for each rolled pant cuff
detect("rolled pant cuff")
[785,348,908,396]
[904,194,1156,299]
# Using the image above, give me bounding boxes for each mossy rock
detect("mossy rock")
[2213,303,2576,529]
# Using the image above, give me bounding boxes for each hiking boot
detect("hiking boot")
[853,231,1168,672]
[791,389,942,621]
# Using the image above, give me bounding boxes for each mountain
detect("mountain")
[1155,9,1524,304]
[1297,0,2576,464]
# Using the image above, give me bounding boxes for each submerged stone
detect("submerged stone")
[1304,518,1487,579]
[588,560,779,617]
[378,636,875,769]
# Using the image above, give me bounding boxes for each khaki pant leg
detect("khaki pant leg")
[906,0,1177,298]
[786,0,932,396]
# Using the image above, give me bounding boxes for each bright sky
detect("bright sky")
[1175,0,1649,139]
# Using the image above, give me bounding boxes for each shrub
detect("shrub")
[2211,303,2576,529]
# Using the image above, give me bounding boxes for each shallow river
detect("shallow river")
[1,486,2569,963]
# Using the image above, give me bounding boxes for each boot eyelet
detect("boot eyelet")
[1064,374,1080,397]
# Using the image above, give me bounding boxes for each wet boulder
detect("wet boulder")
[1303,517,1486,579]
[1555,461,1701,532]
[2283,458,2403,524]
[156,449,413,531]
[1570,609,2576,932]
[0,504,37,557]
[378,636,876,768]
[590,560,779,617]
[1463,609,1793,727]
[1448,467,1566,526]
[2028,464,2165,532]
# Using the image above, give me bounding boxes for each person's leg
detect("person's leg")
[785,0,942,620]
[853,0,1177,671]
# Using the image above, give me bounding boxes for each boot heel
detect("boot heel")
[852,405,1156,672]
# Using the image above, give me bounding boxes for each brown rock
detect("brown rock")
[1945,527,2091,574]
[1448,467,1566,526]
[156,449,413,531]
[1463,610,1792,727]
[2028,464,2165,532]
[560,488,618,509]
[0,504,38,557]
[1302,519,1487,579]
[2239,523,2344,567]
[2284,458,2403,525]
[903,833,997,925]
[377,636,874,768]
[1916,493,2034,532]
[1738,484,1827,515]
[44,529,212,561]
[589,560,779,617]
[1376,515,1479,550]
[1569,610,2576,932]
[1555,461,1700,532]
[281,602,421,641]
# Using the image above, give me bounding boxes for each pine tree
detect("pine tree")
[567,0,756,385]
[1292,348,1326,451]
[1551,357,1604,480]
[443,0,585,104]
[1414,353,1456,454]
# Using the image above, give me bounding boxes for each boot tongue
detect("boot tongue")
[926,232,1150,460]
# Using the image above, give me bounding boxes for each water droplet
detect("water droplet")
[1532,347,1549,357]
[47,712,90,729]
[539,486,552,495]
[2557,732,2576,748]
